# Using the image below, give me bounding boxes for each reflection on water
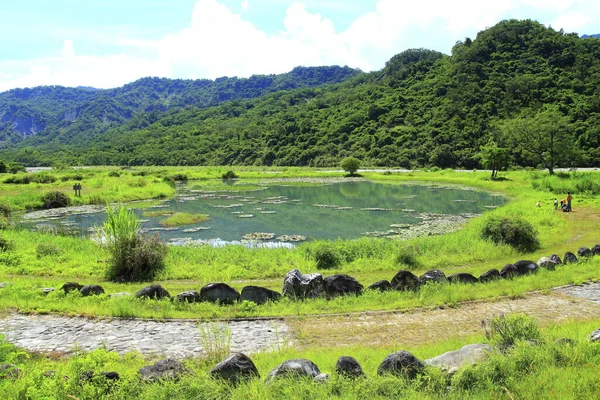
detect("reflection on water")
[22,181,507,243]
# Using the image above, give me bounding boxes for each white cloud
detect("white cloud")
[1,0,599,91]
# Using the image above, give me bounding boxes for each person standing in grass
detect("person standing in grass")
[553,198,558,210]
[567,192,573,212]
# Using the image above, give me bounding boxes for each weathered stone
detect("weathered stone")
[175,290,201,303]
[313,373,329,383]
[335,356,365,379]
[282,269,325,299]
[0,282,10,288]
[209,353,259,384]
[424,344,492,374]
[103,371,120,380]
[139,358,187,382]
[42,288,56,295]
[447,273,478,284]
[590,328,600,342]
[419,269,447,284]
[135,284,170,300]
[240,286,281,305]
[479,269,500,282]
[578,246,592,258]
[200,283,240,305]
[500,264,518,279]
[537,257,557,270]
[549,254,562,265]
[368,280,391,292]
[324,274,363,297]
[80,285,105,297]
[266,359,321,382]
[513,260,538,275]
[391,270,420,291]
[377,350,425,379]
[564,252,578,264]
[0,364,22,379]
[60,282,83,294]
[110,292,131,298]
[592,244,600,256]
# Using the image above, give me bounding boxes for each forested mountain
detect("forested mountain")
[2,20,600,169]
[0,66,360,145]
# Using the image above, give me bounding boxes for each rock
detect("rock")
[578,246,592,258]
[0,282,10,288]
[479,269,500,282]
[240,286,281,305]
[110,292,131,298]
[103,371,120,380]
[175,290,201,303]
[419,269,448,284]
[549,254,562,265]
[209,353,260,384]
[80,285,105,297]
[592,244,600,256]
[60,282,83,293]
[590,328,600,342]
[564,252,578,264]
[324,274,363,297]
[42,288,56,295]
[424,344,492,374]
[139,358,187,382]
[390,270,421,291]
[377,350,425,379]
[282,269,325,299]
[0,364,22,379]
[80,370,95,381]
[500,264,518,279]
[335,356,365,379]
[447,273,478,284]
[537,257,557,270]
[266,359,321,382]
[135,284,170,300]
[368,280,391,292]
[200,283,240,305]
[313,373,329,383]
[555,338,576,346]
[513,260,538,275]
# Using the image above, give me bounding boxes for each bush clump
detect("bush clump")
[395,246,421,269]
[171,173,188,181]
[0,237,14,252]
[480,215,540,252]
[310,242,342,270]
[222,170,238,180]
[108,171,121,178]
[36,243,61,258]
[102,205,168,282]
[41,191,72,209]
[485,313,541,348]
[340,156,361,175]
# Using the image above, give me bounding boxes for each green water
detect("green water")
[61,180,506,243]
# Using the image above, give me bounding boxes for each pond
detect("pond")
[22,180,507,245]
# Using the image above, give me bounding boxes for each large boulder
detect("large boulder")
[209,353,260,384]
[80,285,105,297]
[265,359,321,382]
[377,350,425,379]
[447,273,478,284]
[60,282,83,294]
[368,280,391,292]
[240,286,281,305]
[175,290,201,303]
[138,359,187,382]
[564,252,578,264]
[324,274,363,297]
[335,356,365,379]
[500,264,518,279]
[282,269,325,299]
[591,244,600,256]
[135,284,171,300]
[590,328,600,342]
[537,257,557,271]
[200,283,240,305]
[549,254,562,265]
[479,269,500,283]
[578,246,592,258]
[419,269,448,285]
[390,270,420,291]
[424,344,492,374]
[513,260,538,275]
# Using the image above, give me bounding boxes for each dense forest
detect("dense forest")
[1,20,600,170]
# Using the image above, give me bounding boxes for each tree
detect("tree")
[340,156,361,175]
[479,140,510,178]
[501,107,580,175]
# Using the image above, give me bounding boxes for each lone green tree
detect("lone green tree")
[501,107,579,175]
[340,156,361,175]
[479,140,510,179]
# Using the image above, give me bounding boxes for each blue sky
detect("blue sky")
[0,0,598,91]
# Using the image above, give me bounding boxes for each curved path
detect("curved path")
[0,282,599,357]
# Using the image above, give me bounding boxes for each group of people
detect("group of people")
[552,192,573,212]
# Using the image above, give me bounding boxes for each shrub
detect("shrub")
[108,171,121,178]
[31,173,57,184]
[171,173,188,181]
[340,156,361,175]
[102,205,168,282]
[0,202,11,218]
[311,243,342,270]
[480,215,540,252]
[41,191,71,209]
[4,175,32,184]
[485,313,541,348]
[36,243,61,258]
[0,237,14,252]
[6,162,25,174]
[395,246,421,269]
[222,170,238,180]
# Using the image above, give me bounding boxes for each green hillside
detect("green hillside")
[2,19,600,169]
